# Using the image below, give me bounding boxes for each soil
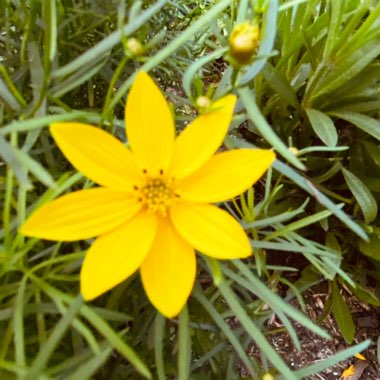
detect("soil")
[243,281,380,379]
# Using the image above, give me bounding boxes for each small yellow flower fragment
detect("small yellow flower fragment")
[21,72,275,317]
[340,365,356,379]
[354,353,366,360]
[229,22,260,65]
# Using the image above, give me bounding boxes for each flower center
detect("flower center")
[136,173,177,216]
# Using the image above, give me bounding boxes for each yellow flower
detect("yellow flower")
[229,22,260,65]
[21,72,275,317]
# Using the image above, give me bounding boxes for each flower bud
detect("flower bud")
[126,38,143,56]
[195,96,212,113]
[229,22,260,65]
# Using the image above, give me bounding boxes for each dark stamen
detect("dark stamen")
[143,169,147,174]
[133,185,139,190]
[159,169,164,175]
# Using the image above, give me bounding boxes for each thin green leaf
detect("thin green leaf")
[65,346,112,380]
[109,0,234,110]
[43,0,57,64]
[0,79,22,111]
[14,277,28,369]
[262,63,301,110]
[289,340,371,379]
[311,42,380,99]
[193,286,257,377]
[154,313,166,380]
[52,0,167,79]
[0,135,30,188]
[182,48,227,99]
[265,209,334,241]
[178,306,191,380]
[218,281,297,379]
[238,87,305,170]
[230,261,330,339]
[29,296,83,377]
[226,135,367,240]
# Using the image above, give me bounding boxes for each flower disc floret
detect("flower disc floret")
[136,174,176,216]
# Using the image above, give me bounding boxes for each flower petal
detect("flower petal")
[125,72,175,174]
[178,149,275,203]
[170,202,251,259]
[50,123,142,190]
[169,95,236,179]
[81,211,157,300]
[140,218,196,318]
[20,188,141,241]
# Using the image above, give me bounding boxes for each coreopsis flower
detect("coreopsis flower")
[21,72,275,317]
[229,22,260,65]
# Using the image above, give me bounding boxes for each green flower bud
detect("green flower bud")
[195,96,212,113]
[126,38,143,56]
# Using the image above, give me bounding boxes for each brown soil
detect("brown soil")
[244,282,380,379]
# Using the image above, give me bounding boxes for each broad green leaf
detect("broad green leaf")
[325,233,342,278]
[348,282,380,307]
[358,233,380,261]
[305,108,338,147]
[330,111,380,142]
[331,281,355,344]
[342,168,377,224]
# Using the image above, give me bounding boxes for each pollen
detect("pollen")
[136,175,176,216]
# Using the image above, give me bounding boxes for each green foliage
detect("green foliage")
[1,0,379,379]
